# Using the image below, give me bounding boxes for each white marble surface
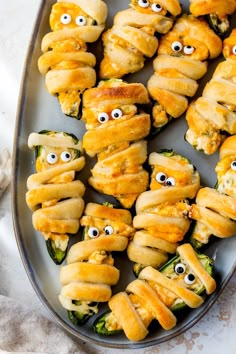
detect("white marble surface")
[0,1,235,353]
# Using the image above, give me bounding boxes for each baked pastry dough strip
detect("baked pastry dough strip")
[189,136,236,246]
[99,0,181,79]
[189,0,236,36]
[128,150,200,272]
[38,0,107,117]
[82,79,151,208]
[185,29,236,155]
[25,130,85,264]
[94,244,216,341]
[59,202,135,324]
[147,14,222,130]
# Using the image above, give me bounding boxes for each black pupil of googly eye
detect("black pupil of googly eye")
[187,274,195,281]
[114,112,119,118]
[166,180,172,186]
[232,162,236,166]
[100,116,106,122]
[160,174,166,181]
[174,45,181,51]
[175,266,184,274]
[65,153,70,159]
[91,229,98,237]
[51,154,56,159]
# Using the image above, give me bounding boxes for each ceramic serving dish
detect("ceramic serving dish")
[12,0,236,349]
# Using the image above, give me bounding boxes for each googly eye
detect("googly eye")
[98,112,109,123]
[76,16,87,26]
[151,3,162,12]
[104,225,113,235]
[171,41,183,52]
[111,108,123,119]
[47,152,58,164]
[155,172,167,183]
[231,161,236,170]
[165,177,176,186]
[174,263,186,275]
[184,45,195,55]
[60,14,72,25]
[60,151,72,162]
[232,45,236,55]
[88,227,100,238]
[138,0,149,8]
[184,273,196,285]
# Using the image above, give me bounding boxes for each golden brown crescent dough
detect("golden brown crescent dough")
[189,136,236,245]
[82,79,151,209]
[25,131,85,264]
[99,0,181,79]
[103,243,215,341]
[185,29,236,155]
[147,14,222,130]
[127,150,200,272]
[38,0,107,117]
[59,202,135,320]
[189,0,236,16]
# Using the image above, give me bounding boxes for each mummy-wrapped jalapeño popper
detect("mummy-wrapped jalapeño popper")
[189,135,236,248]
[147,14,222,131]
[25,131,85,264]
[185,29,236,155]
[82,79,151,209]
[127,150,200,275]
[189,0,236,37]
[94,243,216,342]
[59,202,135,325]
[99,0,181,79]
[38,0,107,118]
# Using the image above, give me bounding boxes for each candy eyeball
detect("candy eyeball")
[111,108,123,119]
[60,14,72,25]
[138,0,150,8]
[76,16,87,26]
[47,152,58,164]
[151,3,162,12]
[171,41,183,52]
[88,227,100,238]
[98,112,109,123]
[155,172,167,183]
[231,161,236,170]
[165,177,176,187]
[104,225,114,235]
[174,263,186,275]
[61,151,72,162]
[232,45,236,55]
[184,45,195,55]
[184,273,196,285]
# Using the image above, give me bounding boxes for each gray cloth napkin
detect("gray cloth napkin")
[0,295,103,354]
[0,149,11,199]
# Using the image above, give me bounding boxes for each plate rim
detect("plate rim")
[11,0,236,348]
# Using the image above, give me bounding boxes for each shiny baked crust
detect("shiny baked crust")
[82,79,150,208]
[99,0,181,79]
[38,0,107,117]
[185,29,236,155]
[147,14,222,129]
[106,244,216,341]
[190,136,236,244]
[59,202,134,309]
[189,0,236,16]
[127,151,200,268]
[25,131,85,248]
